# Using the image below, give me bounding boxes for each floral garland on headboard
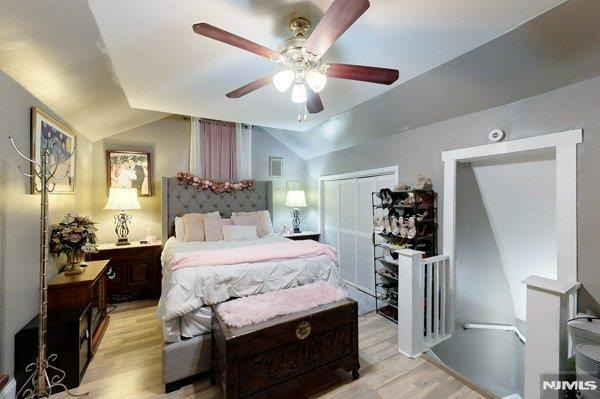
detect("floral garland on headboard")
[176,171,255,193]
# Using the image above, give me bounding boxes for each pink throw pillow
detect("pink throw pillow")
[231,215,262,237]
[204,218,233,242]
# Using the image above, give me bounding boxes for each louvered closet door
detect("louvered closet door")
[338,179,357,285]
[322,180,340,256]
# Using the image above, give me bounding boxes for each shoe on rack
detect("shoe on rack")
[391,216,402,236]
[377,266,398,279]
[373,215,384,233]
[416,211,429,222]
[419,193,433,208]
[411,175,433,190]
[401,192,415,206]
[399,218,409,238]
[394,182,410,192]
[406,217,417,239]
[383,216,392,234]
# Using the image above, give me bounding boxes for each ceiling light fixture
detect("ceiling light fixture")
[291,83,307,103]
[193,0,400,123]
[273,70,295,93]
[306,70,327,93]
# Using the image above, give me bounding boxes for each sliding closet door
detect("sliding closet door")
[338,179,357,285]
[321,171,397,294]
[322,180,340,255]
[355,177,376,293]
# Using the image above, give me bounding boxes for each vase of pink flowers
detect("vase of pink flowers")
[50,214,98,275]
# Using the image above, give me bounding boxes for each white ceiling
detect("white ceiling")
[88,0,565,132]
[0,0,167,141]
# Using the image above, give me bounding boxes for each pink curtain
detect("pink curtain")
[201,120,237,180]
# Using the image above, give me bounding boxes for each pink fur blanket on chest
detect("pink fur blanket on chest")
[168,239,337,271]
[216,281,347,328]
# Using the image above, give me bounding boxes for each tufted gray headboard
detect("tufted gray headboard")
[161,177,273,244]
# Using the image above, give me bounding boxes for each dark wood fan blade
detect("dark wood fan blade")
[307,89,325,114]
[305,0,370,57]
[193,23,280,60]
[326,63,399,85]
[226,75,273,98]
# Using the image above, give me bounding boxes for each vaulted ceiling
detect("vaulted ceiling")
[0,0,166,141]
[88,0,565,133]
[263,0,600,159]
[2,0,598,153]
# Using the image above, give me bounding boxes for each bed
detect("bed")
[159,178,343,391]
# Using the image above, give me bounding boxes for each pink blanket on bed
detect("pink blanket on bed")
[168,240,337,271]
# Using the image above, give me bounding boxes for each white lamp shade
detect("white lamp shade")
[285,190,307,208]
[306,71,327,93]
[104,188,141,210]
[291,84,307,104]
[273,70,294,93]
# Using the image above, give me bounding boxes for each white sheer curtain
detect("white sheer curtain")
[236,123,252,179]
[189,116,202,176]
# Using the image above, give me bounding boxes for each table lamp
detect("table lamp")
[285,181,307,233]
[104,187,141,246]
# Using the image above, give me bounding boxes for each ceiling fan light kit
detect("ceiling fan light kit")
[292,83,307,103]
[273,70,295,93]
[193,0,399,122]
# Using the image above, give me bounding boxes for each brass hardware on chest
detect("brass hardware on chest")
[295,321,311,340]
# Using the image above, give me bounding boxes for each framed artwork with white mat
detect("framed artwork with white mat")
[30,107,77,194]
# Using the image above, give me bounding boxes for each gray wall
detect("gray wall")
[304,74,600,315]
[433,165,523,397]
[0,70,94,375]
[252,127,306,232]
[91,122,306,242]
[92,116,190,243]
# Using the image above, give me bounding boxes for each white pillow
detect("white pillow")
[223,225,258,241]
[174,216,184,241]
[231,210,275,236]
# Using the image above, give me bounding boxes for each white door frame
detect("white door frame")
[317,165,400,234]
[441,129,582,314]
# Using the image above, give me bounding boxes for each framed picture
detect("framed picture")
[30,107,77,194]
[269,156,283,178]
[106,150,152,197]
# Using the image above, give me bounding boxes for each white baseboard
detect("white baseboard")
[0,378,16,399]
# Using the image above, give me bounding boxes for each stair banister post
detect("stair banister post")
[396,249,425,358]
[522,275,580,399]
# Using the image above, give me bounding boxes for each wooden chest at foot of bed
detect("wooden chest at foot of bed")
[211,298,360,399]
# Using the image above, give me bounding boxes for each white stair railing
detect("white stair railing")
[396,249,453,358]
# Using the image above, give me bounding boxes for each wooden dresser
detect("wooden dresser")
[283,231,321,241]
[89,241,162,303]
[48,259,109,354]
[15,305,92,392]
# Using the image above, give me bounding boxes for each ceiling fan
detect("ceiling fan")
[193,0,399,122]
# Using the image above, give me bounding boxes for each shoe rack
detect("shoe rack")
[371,189,438,324]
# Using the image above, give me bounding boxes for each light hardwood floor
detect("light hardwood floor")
[55,304,484,399]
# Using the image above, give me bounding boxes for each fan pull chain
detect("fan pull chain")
[297,103,309,123]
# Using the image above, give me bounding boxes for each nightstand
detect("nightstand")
[89,241,162,303]
[283,231,321,241]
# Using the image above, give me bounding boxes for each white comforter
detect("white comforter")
[157,236,342,342]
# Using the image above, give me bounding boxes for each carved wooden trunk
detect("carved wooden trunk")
[211,298,360,399]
